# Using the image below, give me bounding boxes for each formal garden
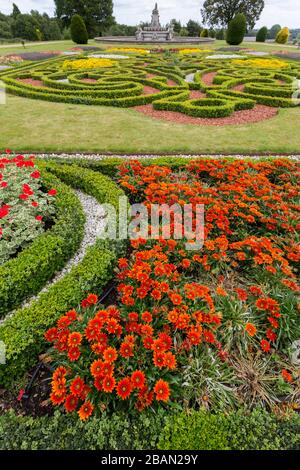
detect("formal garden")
[0,1,300,454]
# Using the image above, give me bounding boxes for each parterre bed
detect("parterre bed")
[0,50,299,124]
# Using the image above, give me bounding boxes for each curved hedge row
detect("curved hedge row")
[0,163,126,387]
[0,53,299,119]
[0,170,85,317]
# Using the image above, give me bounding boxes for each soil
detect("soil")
[134,103,278,126]
[17,78,45,87]
[143,85,160,95]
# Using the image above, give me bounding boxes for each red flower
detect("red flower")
[154,379,170,402]
[131,370,146,389]
[17,389,25,402]
[117,378,132,400]
[78,401,94,421]
[260,339,271,353]
[103,375,116,393]
[90,359,103,377]
[50,392,65,406]
[120,342,134,358]
[245,323,257,337]
[48,189,57,196]
[164,352,177,370]
[30,170,41,179]
[35,215,43,222]
[45,327,58,342]
[281,369,293,383]
[65,394,78,413]
[86,294,98,305]
[31,201,38,207]
[68,347,80,362]
[103,347,118,363]
[70,377,85,397]
[169,293,182,305]
[68,332,82,347]
[0,181,8,188]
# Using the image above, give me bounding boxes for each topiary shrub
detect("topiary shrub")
[276,27,290,44]
[70,14,88,45]
[256,26,268,42]
[200,28,209,38]
[226,13,246,46]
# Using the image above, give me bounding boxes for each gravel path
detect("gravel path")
[0,190,106,325]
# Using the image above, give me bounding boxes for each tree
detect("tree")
[256,26,268,42]
[70,14,88,44]
[187,20,202,37]
[12,3,21,19]
[226,13,246,45]
[54,0,115,37]
[200,28,209,38]
[276,27,289,44]
[216,28,225,40]
[11,14,41,40]
[201,0,265,30]
[268,24,281,40]
[0,13,13,39]
[170,19,181,34]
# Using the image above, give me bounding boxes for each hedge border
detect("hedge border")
[0,170,85,317]
[0,163,126,387]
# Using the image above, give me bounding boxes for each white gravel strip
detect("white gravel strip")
[25,153,300,161]
[0,190,106,326]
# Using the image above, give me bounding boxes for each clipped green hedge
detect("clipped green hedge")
[158,409,300,450]
[0,171,85,316]
[1,408,299,450]
[0,164,126,387]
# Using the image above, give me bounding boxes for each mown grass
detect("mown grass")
[1,95,299,154]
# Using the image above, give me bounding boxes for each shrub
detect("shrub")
[276,27,290,44]
[200,29,209,38]
[70,14,88,45]
[256,26,268,42]
[158,409,300,450]
[226,14,247,45]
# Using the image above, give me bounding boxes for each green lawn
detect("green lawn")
[1,94,299,154]
[0,39,298,57]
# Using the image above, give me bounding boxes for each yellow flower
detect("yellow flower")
[108,48,149,55]
[62,58,116,70]
[233,58,289,69]
[179,48,212,55]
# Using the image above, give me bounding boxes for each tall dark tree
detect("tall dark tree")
[12,3,21,18]
[186,20,202,37]
[170,19,182,34]
[201,0,265,30]
[54,0,115,37]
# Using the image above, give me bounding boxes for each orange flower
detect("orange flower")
[120,342,134,358]
[103,375,116,393]
[169,293,182,305]
[153,352,165,369]
[131,370,146,389]
[70,377,85,397]
[117,378,132,400]
[152,338,167,353]
[245,323,257,337]
[68,347,81,362]
[261,339,271,353]
[50,392,65,406]
[164,352,177,370]
[216,286,227,297]
[90,359,103,377]
[281,369,293,383]
[78,401,94,421]
[154,379,170,402]
[52,378,66,397]
[52,366,67,382]
[87,294,98,305]
[68,332,82,347]
[64,394,78,413]
[103,347,118,363]
[141,311,153,323]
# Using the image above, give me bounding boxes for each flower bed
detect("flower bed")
[0,152,56,265]
[1,52,299,121]
[44,159,300,421]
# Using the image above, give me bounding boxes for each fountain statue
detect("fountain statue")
[136,3,174,42]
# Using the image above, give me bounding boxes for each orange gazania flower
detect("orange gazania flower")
[216,286,227,297]
[164,352,177,370]
[50,392,65,406]
[261,339,271,353]
[90,359,103,377]
[68,346,81,362]
[87,294,98,305]
[78,401,94,421]
[70,377,85,397]
[131,370,146,389]
[117,378,132,400]
[281,369,293,383]
[103,347,118,363]
[64,394,78,413]
[45,327,58,343]
[245,323,257,337]
[169,293,182,305]
[52,366,67,382]
[103,375,116,393]
[52,378,66,397]
[154,379,170,402]
[120,342,134,358]
[68,332,82,347]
